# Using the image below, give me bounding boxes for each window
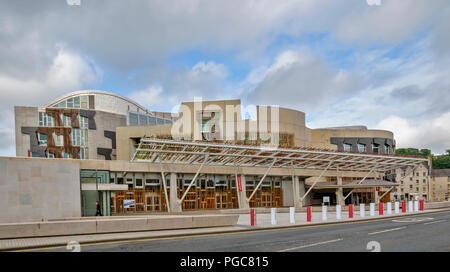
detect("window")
[385,144,391,154]
[149,116,156,125]
[343,144,351,152]
[246,180,255,188]
[145,179,160,186]
[74,96,80,108]
[157,118,164,125]
[80,95,88,109]
[78,115,89,129]
[423,179,426,184]
[139,115,148,125]
[135,179,143,187]
[357,144,366,153]
[410,185,413,189]
[372,143,380,153]
[67,98,74,108]
[38,133,47,145]
[129,113,138,126]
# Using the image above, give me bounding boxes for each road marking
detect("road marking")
[277,238,343,252]
[368,227,406,235]
[424,220,446,225]
[392,217,433,223]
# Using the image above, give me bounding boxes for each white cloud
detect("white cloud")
[376,113,450,154]
[192,61,228,78]
[128,86,164,109]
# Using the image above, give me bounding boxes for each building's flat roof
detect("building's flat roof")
[132,138,428,172]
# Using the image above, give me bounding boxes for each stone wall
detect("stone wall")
[0,157,81,223]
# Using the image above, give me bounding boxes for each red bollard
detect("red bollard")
[402,202,406,213]
[420,200,424,211]
[349,204,353,218]
[250,209,256,226]
[307,206,312,222]
[379,203,384,215]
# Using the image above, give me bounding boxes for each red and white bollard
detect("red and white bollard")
[420,200,424,211]
[348,204,354,218]
[307,206,312,222]
[402,202,406,213]
[379,203,384,215]
[250,208,256,227]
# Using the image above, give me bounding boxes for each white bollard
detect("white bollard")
[322,205,328,221]
[336,205,342,220]
[408,201,413,213]
[370,203,375,216]
[271,208,277,225]
[414,201,419,212]
[360,204,365,217]
[289,207,295,224]
[394,202,400,214]
[387,202,392,215]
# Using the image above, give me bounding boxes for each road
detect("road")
[34,210,450,252]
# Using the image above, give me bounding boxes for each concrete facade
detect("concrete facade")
[0,157,81,223]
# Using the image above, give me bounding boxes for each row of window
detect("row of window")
[53,95,89,109]
[343,143,391,153]
[39,112,89,128]
[128,112,173,126]
[110,173,283,189]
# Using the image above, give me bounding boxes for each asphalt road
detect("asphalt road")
[36,210,450,252]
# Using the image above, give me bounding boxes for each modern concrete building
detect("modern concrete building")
[15,90,175,161]
[6,90,429,222]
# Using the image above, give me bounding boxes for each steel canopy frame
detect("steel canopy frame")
[131,138,428,172]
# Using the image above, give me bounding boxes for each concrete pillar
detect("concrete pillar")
[170,173,182,212]
[238,175,249,209]
[336,176,345,206]
[295,177,306,209]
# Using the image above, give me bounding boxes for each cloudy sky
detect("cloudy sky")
[1,0,450,156]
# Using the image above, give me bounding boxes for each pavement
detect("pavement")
[2,208,450,252]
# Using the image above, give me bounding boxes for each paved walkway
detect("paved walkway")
[1,208,449,251]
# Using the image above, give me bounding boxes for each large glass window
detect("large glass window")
[139,114,148,125]
[357,143,366,153]
[372,143,380,153]
[74,96,80,108]
[149,116,156,125]
[38,133,47,145]
[80,95,88,109]
[67,98,74,108]
[129,113,138,126]
[343,144,352,152]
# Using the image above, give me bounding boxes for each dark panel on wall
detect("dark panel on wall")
[21,127,46,157]
[104,130,116,149]
[330,137,395,154]
[97,148,112,160]
[79,109,96,130]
